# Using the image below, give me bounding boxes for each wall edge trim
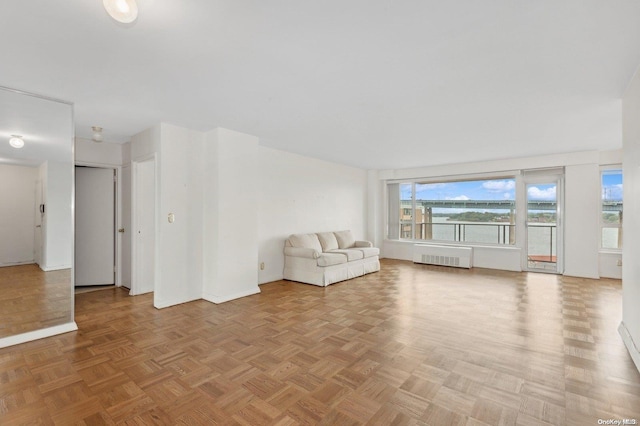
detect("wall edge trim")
[203,287,261,304]
[0,322,78,349]
[618,321,640,373]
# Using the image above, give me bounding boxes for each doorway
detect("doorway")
[131,157,155,296]
[75,166,116,286]
[524,175,563,273]
[120,165,131,289]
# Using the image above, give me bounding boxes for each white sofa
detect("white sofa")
[283,230,380,286]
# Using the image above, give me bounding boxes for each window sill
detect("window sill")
[384,239,521,251]
[599,249,622,254]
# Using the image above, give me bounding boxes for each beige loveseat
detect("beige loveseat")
[283,230,380,286]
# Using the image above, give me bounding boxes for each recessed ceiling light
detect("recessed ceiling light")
[9,135,24,149]
[103,0,138,24]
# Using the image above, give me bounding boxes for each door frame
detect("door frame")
[120,164,132,289]
[34,175,44,267]
[75,161,122,286]
[522,173,564,274]
[131,154,158,296]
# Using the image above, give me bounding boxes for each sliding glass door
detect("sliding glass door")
[525,176,563,273]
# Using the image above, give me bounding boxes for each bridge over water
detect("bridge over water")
[401,199,622,211]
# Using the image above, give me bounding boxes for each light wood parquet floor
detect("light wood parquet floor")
[1,259,639,425]
[0,264,72,338]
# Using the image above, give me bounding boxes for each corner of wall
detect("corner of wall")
[619,322,640,373]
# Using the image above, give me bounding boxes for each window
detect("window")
[601,168,623,249]
[388,177,516,245]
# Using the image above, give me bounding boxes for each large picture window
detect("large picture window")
[388,177,516,245]
[601,168,623,250]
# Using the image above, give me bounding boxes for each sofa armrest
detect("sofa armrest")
[284,246,321,259]
[355,240,373,248]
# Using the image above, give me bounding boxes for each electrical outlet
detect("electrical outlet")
[617,259,622,266]
[260,262,265,270]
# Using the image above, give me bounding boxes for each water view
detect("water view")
[405,216,620,257]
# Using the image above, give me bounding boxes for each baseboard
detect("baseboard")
[618,321,640,373]
[203,287,261,304]
[40,264,72,272]
[0,322,78,349]
[153,294,200,309]
[0,260,35,267]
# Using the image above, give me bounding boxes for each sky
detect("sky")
[401,179,516,201]
[602,171,623,201]
[400,172,623,203]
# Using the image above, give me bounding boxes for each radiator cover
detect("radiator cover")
[413,244,473,269]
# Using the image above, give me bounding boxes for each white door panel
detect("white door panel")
[75,167,115,286]
[133,159,155,295]
[120,166,131,289]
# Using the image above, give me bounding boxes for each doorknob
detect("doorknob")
[118,228,125,233]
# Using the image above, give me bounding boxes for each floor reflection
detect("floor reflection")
[0,264,71,337]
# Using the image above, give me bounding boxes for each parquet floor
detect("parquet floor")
[1,259,639,425]
[0,264,72,338]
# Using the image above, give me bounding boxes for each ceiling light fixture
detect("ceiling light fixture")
[103,0,138,24]
[92,126,104,143]
[9,135,24,149]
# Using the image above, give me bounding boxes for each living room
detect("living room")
[1,1,640,423]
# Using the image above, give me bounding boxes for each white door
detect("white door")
[75,166,115,286]
[132,158,155,295]
[34,178,43,266]
[120,165,132,289]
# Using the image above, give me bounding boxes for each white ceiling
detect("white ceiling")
[1,1,639,170]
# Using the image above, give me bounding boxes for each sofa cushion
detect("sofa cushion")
[328,249,364,261]
[317,253,348,267]
[355,240,373,248]
[317,232,339,252]
[356,247,380,258]
[334,230,356,249]
[289,233,323,253]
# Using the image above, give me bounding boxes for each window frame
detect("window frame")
[387,173,519,247]
[600,165,623,251]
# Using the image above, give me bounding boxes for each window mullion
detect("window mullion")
[412,182,416,240]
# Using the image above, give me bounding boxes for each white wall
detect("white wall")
[131,126,161,161]
[75,138,123,166]
[0,165,37,266]
[202,128,260,301]
[257,147,369,284]
[367,170,384,249]
[129,125,265,307]
[564,164,600,278]
[40,161,73,271]
[154,123,204,308]
[621,66,640,372]
[377,150,618,277]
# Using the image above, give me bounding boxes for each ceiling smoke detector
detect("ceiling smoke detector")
[92,126,104,143]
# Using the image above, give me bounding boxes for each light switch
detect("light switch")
[168,213,175,223]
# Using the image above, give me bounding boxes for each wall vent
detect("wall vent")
[413,245,472,269]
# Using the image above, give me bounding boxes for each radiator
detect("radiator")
[413,244,473,269]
